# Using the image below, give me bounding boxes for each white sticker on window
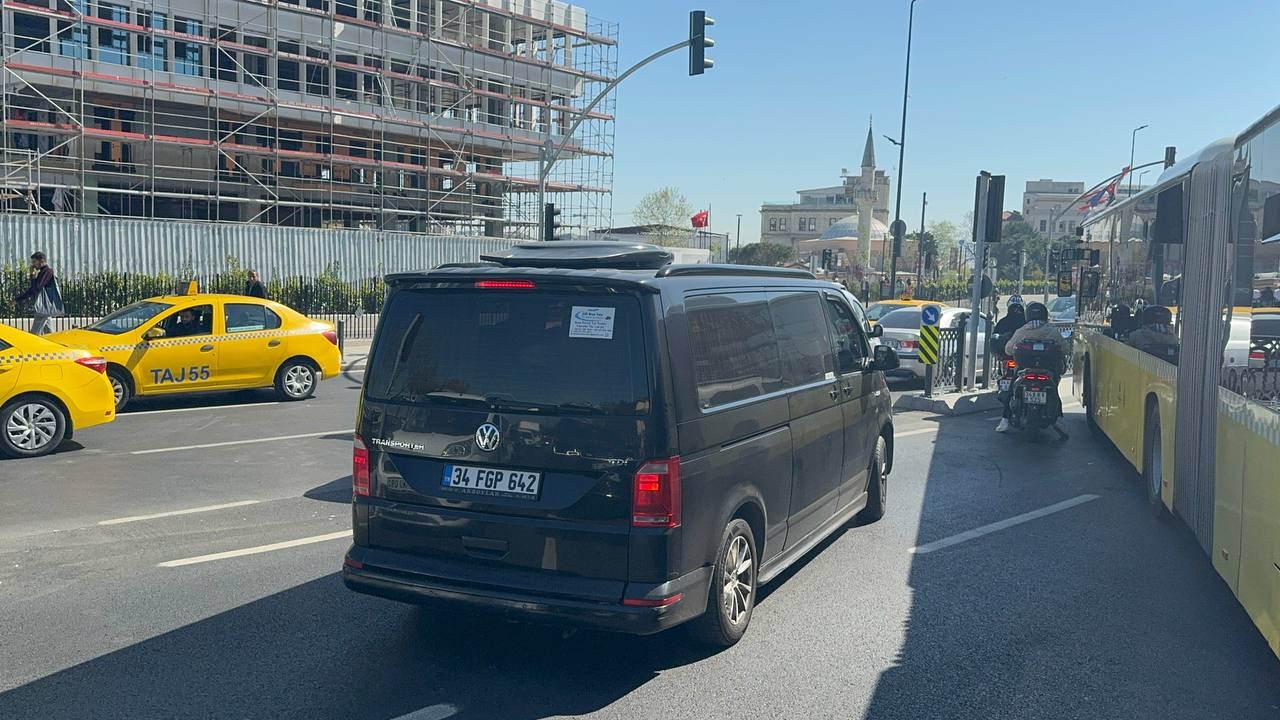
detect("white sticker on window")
[569,306,616,340]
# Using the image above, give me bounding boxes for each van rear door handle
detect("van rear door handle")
[829,388,840,400]
[199,344,214,352]
[843,385,855,395]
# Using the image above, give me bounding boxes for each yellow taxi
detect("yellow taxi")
[0,323,115,458]
[865,298,935,325]
[47,293,342,410]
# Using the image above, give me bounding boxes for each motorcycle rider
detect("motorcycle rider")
[996,301,1068,433]
[993,295,1027,339]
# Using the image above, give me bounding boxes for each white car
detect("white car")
[876,305,991,379]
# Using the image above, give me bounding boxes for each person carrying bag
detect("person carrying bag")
[14,251,64,335]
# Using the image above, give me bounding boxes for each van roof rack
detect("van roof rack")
[481,241,674,270]
[655,264,816,279]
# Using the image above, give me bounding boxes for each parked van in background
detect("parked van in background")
[343,243,900,647]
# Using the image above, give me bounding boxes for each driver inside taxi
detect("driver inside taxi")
[168,309,201,337]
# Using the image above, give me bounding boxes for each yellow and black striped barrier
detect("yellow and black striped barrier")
[919,325,940,365]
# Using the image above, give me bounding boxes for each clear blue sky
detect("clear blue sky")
[595,0,1280,244]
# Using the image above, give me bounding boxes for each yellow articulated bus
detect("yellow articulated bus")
[1074,105,1280,658]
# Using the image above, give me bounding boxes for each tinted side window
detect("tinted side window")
[769,291,833,388]
[225,303,282,333]
[687,292,783,409]
[0,339,10,352]
[824,296,870,373]
[158,304,214,337]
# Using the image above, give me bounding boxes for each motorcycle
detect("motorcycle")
[1006,339,1068,440]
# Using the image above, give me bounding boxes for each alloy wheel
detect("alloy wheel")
[721,535,754,625]
[284,365,314,397]
[5,403,57,451]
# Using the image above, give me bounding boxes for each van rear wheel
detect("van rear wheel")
[690,518,757,648]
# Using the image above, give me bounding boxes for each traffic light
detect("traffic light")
[1048,249,1060,271]
[542,202,561,242]
[689,11,715,76]
[821,248,833,270]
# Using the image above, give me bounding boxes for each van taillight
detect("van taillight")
[633,458,681,528]
[1249,350,1265,362]
[75,356,108,374]
[353,435,371,497]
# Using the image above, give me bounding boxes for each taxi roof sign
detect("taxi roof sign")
[174,279,199,295]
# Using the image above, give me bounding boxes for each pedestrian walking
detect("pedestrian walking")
[13,251,64,335]
[245,269,268,299]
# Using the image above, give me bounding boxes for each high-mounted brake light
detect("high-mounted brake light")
[475,279,536,290]
[75,356,108,374]
[353,434,371,497]
[633,457,681,528]
[1004,359,1017,370]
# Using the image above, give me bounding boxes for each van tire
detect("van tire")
[0,395,67,458]
[1142,402,1167,518]
[691,518,757,648]
[275,359,318,401]
[857,435,888,524]
[107,366,132,411]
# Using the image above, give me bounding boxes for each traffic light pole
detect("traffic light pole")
[537,39,693,218]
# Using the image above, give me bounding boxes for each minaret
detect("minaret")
[857,118,877,268]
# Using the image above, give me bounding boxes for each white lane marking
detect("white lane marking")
[130,429,354,456]
[98,500,260,526]
[391,705,459,720]
[158,529,352,567]
[909,494,1101,555]
[122,401,283,417]
[896,426,938,438]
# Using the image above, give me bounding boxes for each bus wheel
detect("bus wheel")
[1142,404,1167,518]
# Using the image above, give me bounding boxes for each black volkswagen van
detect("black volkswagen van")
[343,242,898,647]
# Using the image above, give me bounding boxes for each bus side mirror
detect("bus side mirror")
[1057,271,1074,298]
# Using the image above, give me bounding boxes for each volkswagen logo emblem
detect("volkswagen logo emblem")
[475,423,501,452]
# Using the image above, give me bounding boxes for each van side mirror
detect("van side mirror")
[143,327,165,341]
[869,324,884,338]
[870,345,899,372]
[1057,270,1074,297]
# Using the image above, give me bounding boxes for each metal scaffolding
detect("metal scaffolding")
[0,0,616,238]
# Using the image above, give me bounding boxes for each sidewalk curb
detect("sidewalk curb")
[893,390,1001,416]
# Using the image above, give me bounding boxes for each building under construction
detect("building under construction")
[0,0,616,238]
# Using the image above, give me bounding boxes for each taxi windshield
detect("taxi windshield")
[865,303,906,321]
[86,300,173,335]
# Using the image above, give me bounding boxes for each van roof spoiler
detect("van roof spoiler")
[481,242,674,270]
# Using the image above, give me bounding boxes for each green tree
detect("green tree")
[632,186,694,246]
[728,242,795,267]
[989,221,1049,279]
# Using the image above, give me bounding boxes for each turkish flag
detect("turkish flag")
[691,210,710,228]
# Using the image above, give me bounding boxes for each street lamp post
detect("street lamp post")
[1129,124,1148,196]
[888,0,919,295]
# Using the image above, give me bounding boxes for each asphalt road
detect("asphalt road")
[1,359,1278,720]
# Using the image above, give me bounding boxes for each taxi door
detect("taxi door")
[132,303,220,395]
[217,300,286,387]
[0,336,23,399]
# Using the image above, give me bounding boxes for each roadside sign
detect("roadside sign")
[919,304,941,365]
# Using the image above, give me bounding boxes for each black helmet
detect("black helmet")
[1026,302,1048,322]
[1143,305,1172,326]
[1007,303,1025,317]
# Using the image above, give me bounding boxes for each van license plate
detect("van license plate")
[1025,391,1047,405]
[442,464,542,499]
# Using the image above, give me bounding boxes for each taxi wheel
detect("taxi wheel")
[1,396,67,459]
[275,360,318,401]
[107,367,132,411]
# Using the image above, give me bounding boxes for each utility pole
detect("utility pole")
[888,0,920,296]
[1129,124,1148,196]
[735,213,742,259]
[966,172,990,392]
[916,191,926,287]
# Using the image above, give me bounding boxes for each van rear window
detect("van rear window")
[365,290,650,415]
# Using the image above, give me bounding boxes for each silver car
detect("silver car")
[876,305,991,379]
